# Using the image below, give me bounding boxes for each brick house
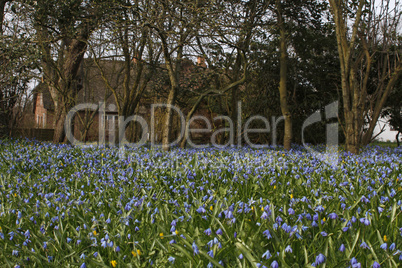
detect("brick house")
[32,57,219,144]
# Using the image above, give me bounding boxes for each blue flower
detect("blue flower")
[263,230,272,239]
[261,211,270,219]
[239,253,243,259]
[271,260,279,268]
[168,256,175,263]
[285,245,292,253]
[192,242,199,255]
[339,244,345,252]
[204,228,212,236]
[315,253,325,265]
[328,213,338,219]
[360,241,369,249]
[80,263,87,268]
[380,243,387,250]
[207,250,214,257]
[390,243,396,251]
[372,261,380,268]
[262,250,271,259]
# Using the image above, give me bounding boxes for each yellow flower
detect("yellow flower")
[323,217,326,222]
[175,230,178,235]
[251,206,254,211]
[101,153,104,157]
[159,233,164,239]
[384,235,387,242]
[274,185,276,189]
[93,230,97,236]
[261,207,264,212]
[210,206,213,211]
[290,194,293,199]
[14,193,17,197]
[111,260,117,267]
[132,249,141,257]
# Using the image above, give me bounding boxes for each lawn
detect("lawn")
[0,140,401,267]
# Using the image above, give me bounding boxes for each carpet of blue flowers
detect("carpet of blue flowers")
[0,140,401,267]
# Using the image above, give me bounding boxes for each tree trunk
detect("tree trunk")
[277,3,292,150]
[162,86,177,151]
[180,98,203,148]
[53,106,67,143]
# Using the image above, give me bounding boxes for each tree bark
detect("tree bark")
[277,1,292,150]
[329,0,365,154]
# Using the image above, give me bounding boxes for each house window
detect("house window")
[43,113,46,128]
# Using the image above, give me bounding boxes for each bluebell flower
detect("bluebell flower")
[80,263,87,268]
[372,261,380,268]
[207,250,213,257]
[285,245,292,253]
[204,228,212,236]
[328,213,338,219]
[288,208,295,215]
[360,241,369,249]
[315,253,325,265]
[380,243,387,250]
[168,256,175,263]
[262,250,271,259]
[390,243,396,251]
[239,253,243,259]
[271,260,279,268]
[192,242,199,255]
[261,211,270,219]
[339,244,345,252]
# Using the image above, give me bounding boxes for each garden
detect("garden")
[0,139,401,267]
